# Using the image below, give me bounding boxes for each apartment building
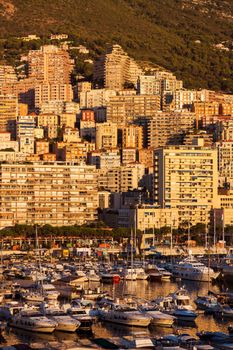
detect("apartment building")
[16,115,36,154]
[192,101,220,127]
[215,119,233,141]
[95,122,118,150]
[98,164,145,193]
[79,89,116,109]
[120,124,143,149]
[154,143,218,225]
[88,149,121,169]
[137,75,161,95]
[0,94,18,133]
[35,83,73,109]
[0,162,98,229]
[121,148,137,165]
[135,111,195,148]
[0,65,17,84]
[106,94,161,124]
[37,114,59,139]
[216,141,233,188]
[27,45,74,84]
[94,44,143,90]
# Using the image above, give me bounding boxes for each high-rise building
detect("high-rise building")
[16,115,36,154]
[137,75,161,95]
[106,94,160,124]
[98,163,145,193]
[79,89,117,109]
[95,122,118,150]
[120,124,143,149]
[35,83,73,109]
[94,44,143,90]
[0,94,18,133]
[0,65,17,84]
[153,143,218,225]
[0,162,98,229]
[135,111,195,148]
[27,45,74,83]
[217,141,233,189]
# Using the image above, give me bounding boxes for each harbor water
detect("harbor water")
[0,278,231,348]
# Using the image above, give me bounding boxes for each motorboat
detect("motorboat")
[215,305,233,319]
[9,309,57,333]
[86,270,100,282]
[100,272,121,284]
[139,303,175,327]
[169,287,194,310]
[100,301,151,327]
[146,265,162,281]
[40,302,80,332]
[153,295,197,321]
[122,268,137,281]
[0,301,23,320]
[135,268,149,280]
[21,291,44,303]
[64,304,93,331]
[42,284,60,301]
[195,295,219,313]
[172,256,219,282]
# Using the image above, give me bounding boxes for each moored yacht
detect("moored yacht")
[169,287,194,310]
[100,301,151,327]
[9,309,57,333]
[172,256,219,282]
[40,302,80,332]
[64,304,93,331]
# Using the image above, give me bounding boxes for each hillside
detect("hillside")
[0,0,233,91]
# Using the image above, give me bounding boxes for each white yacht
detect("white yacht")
[122,268,137,281]
[43,284,60,301]
[0,301,23,320]
[86,270,100,282]
[135,268,149,280]
[40,302,80,332]
[10,309,57,333]
[169,287,194,310]
[22,291,44,303]
[172,256,219,282]
[100,301,151,327]
[64,304,93,331]
[139,304,175,327]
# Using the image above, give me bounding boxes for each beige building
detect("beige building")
[94,44,143,90]
[27,45,74,84]
[106,94,161,124]
[16,115,36,154]
[0,94,18,133]
[217,141,233,188]
[95,122,118,150]
[216,119,233,141]
[0,65,17,84]
[88,149,121,169]
[35,83,73,109]
[0,162,98,229]
[35,140,50,155]
[154,143,218,225]
[136,110,195,148]
[37,114,59,139]
[121,148,136,165]
[121,124,143,149]
[137,75,161,95]
[79,89,116,109]
[98,163,145,193]
[59,113,76,128]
